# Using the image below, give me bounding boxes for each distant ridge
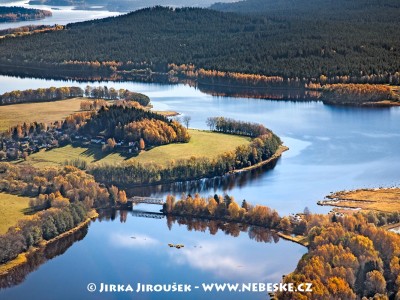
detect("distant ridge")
[0,5,398,83]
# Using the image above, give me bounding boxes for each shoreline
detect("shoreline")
[0,65,399,107]
[276,231,308,247]
[165,213,308,248]
[318,187,400,213]
[317,188,400,233]
[233,145,288,174]
[0,210,98,276]
[361,100,400,107]
[105,144,287,188]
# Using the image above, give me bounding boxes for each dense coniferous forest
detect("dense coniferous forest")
[211,0,400,19]
[0,6,51,22]
[28,0,227,10]
[79,106,190,145]
[0,5,398,83]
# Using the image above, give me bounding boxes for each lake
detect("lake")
[0,210,306,300]
[0,1,121,30]
[0,75,399,215]
[0,74,399,299]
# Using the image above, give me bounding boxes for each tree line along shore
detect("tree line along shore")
[0,14,399,293]
[0,6,51,23]
[0,86,283,186]
[0,85,286,271]
[0,4,398,105]
[161,189,400,299]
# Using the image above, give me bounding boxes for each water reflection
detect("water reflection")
[0,3,120,30]
[125,159,279,197]
[0,209,306,300]
[97,209,280,244]
[0,224,88,290]
[0,74,399,217]
[197,83,322,102]
[111,232,160,248]
[167,216,280,244]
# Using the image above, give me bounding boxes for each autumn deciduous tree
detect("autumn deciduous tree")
[228,202,240,219]
[165,195,175,213]
[89,121,281,186]
[102,138,116,153]
[326,277,356,299]
[207,198,218,216]
[118,190,127,204]
[139,138,145,150]
[365,270,386,296]
[279,216,292,232]
[0,162,117,264]
[108,185,119,205]
[0,86,83,105]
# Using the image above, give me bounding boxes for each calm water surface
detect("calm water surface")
[0,74,399,299]
[0,210,306,300]
[0,75,398,215]
[0,1,120,30]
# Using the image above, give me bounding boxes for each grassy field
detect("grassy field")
[0,97,86,131]
[25,129,251,167]
[0,96,181,132]
[152,110,179,117]
[322,188,400,213]
[0,193,32,234]
[25,144,127,167]
[129,129,250,166]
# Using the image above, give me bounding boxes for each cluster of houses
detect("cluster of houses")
[72,135,139,154]
[289,213,303,223]
[0,128,66,160]
[0,127,140,161]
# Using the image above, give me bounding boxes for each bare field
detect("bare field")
[0,98,86,131]
[323,188,400,213]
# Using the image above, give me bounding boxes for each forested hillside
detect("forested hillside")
[210,0,400,21]
[0,5,398,83]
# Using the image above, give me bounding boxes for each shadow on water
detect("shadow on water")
[0,225,88,290]
[197,83,321,102]
[124,158,279,197]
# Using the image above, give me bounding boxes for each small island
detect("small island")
[0,6,52,23]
